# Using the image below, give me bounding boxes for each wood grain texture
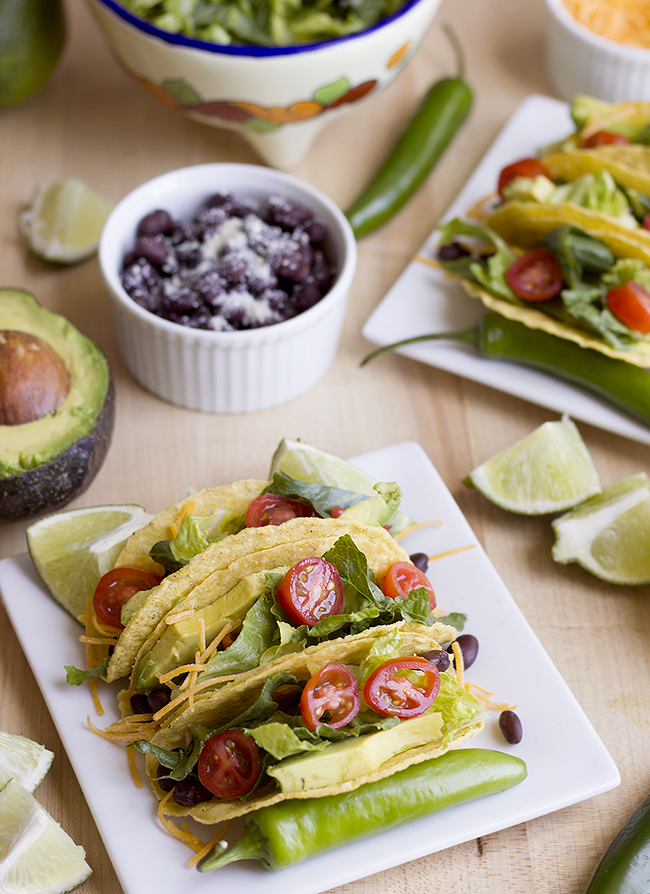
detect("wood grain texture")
[1,0,650,891]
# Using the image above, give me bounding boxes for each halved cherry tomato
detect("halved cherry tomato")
[497,157,552,198]
[505,249,563,302]
[363,657,440,719]
[643,214,650,232]
[277,557,344,627]
[331,506,345,518]
[606,281,650,334]
[197,730,260,799]
[581,130,629,148]
[300,663,360,731]
[93,566,161,629]
[382,560,436,610]
[245,494,318,527]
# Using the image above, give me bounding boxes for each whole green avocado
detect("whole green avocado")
[0,289,114,521]
[0,0,66,108]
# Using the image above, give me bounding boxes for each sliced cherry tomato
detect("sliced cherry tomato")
[277,557,344,626]
[606,281,650,334]
[581,130,629,148]
[331,506,345,518]
[197,729,260,799]
[505,249,563,302]
[363,657,441,719]
[93,566,161,629]
[643,214,650,232]
[382,560,436,610]
[245,494,318,527]
[300,663,360,731]
[497,157,552,198]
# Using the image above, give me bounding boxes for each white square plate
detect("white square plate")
[0,442,619,894]
[362,95,650,447]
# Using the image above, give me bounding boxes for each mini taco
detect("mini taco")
[134,621,485,823]
[436,209,650,366]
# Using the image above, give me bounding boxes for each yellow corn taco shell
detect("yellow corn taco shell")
[478,201,650,367]
[114,479,267,575]
[145,621,484,824]
[542,145,650,196]
[107,517,410,683]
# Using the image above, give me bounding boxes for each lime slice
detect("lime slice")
[269,439,413,533]
[0,779,91,894]
[20,178,114,264]
[465,416,601,515]
[0,733,53,793]
[26,504,152,622]
[552,472,650,584]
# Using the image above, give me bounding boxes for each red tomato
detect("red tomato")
[642,214,650,232]
[277,557,344,627]
[606,281,650,334]
[382,560,436,610]
[245,494,318,527]
[197,730,260,799]
[581,130,629,148]
[331,506,345,518]
[363,658,441,719]
[93,566,161,629]
[505,249,563,301]
[300,663,360,731]
[497,157,552,198]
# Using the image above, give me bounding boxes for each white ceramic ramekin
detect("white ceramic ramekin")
[99,163,356,414]
[545,0,650,102]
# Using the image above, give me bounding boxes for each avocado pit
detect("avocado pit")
[0,329,71,425]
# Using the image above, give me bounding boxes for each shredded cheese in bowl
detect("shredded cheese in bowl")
[563,0,650,49]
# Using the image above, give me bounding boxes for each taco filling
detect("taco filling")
[436,214,650,366]
[133,625,485,823]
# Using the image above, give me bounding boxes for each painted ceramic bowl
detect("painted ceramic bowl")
[98,163,357,413]
[85,0,443,169]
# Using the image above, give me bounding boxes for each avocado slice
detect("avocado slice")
[267,710,444,792]
[134,568,289,690]
[0,288,114,520]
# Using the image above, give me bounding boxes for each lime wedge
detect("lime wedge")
[465,416,601,515]
[26,504,152,622]
[0,733,53,793]
[0,779,91,894]
[552,472,650,585]
[269,439,413,534]
[20,178,114,264]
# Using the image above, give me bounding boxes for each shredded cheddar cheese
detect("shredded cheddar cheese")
[186,825,229,867]
[128,746,144,788]
[89,679,104,716]
[168,498,197,539]
[429,544,476,562]
[451,640,465,686]
[156,790,207,852]
[564,0,650,48]
[165,608,196,625]
[393,519,442,541]
[465,681,516,713]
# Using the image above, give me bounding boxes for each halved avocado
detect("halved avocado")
[0,288,114,521]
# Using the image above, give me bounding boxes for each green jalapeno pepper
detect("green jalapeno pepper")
[199,748,527,872]
[584,791,650,893]
[361,313,650,429]
[345,27,473,240]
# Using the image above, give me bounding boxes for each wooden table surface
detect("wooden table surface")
[2,0,650,891]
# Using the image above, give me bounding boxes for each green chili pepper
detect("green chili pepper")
[199,748,527,872]
[584,791,650,893]
[361,313,650,429]
[345,26,473,240]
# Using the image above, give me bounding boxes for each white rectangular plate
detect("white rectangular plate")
[0,442,619,894]
[362,94,650,447]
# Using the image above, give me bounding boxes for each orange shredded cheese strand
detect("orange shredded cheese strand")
[89,679,104,716]
[451,640,465,686]
[157,663,208,685]
[429,544,476,562]
[156,790,206,852]
[168,498,197,540]
[186,824,230,867]
[413,254,440,268]
[127,746,144,788]
[564,0,650,50]
[198,618,206,655]
[80,635,119,646]
[466,191,497,221]
[393,519,442,541]
[165,608,196,625]
[91,614,122,637]
[153,673,241,721]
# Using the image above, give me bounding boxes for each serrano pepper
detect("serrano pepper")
[199,748,527,871]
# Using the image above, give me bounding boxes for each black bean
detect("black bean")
[156,763,176,792]
[409,552,429,573]
[437,242,470,261]
[172,777,213,806]
[147,688,171,713]
[134,236,168,267]
[422,649,450,672]
[137,209,174,237]
[448,633,479,669]
[499,710,523,744]
[130,693,150,715]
